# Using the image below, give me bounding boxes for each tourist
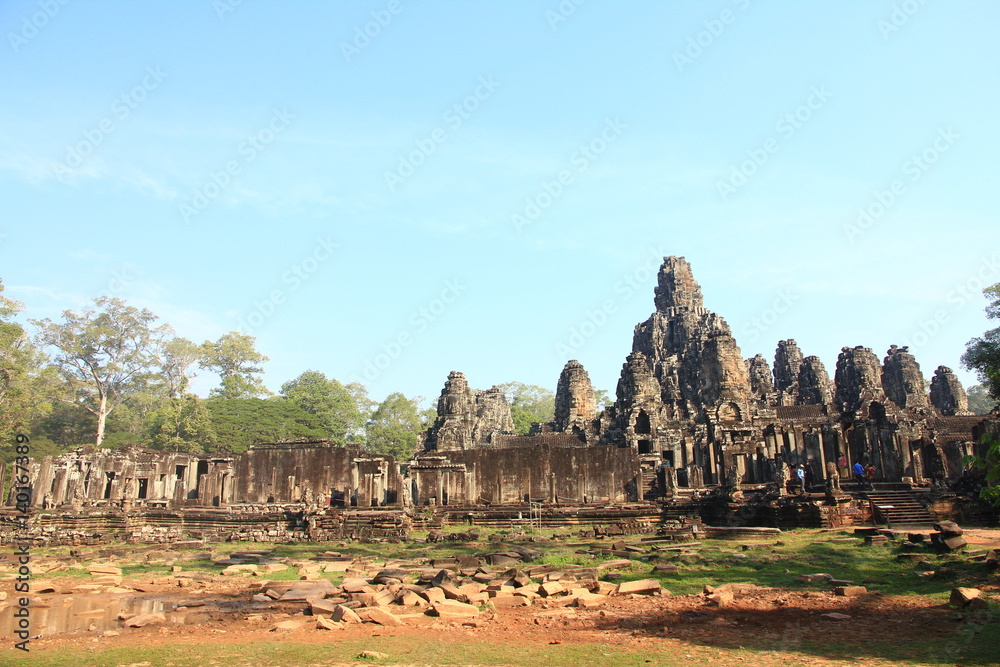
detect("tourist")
[796,465,807,494]
[865,463,877,490]
[853,461,866,490]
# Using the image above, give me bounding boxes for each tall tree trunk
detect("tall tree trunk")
[95,394,108,446]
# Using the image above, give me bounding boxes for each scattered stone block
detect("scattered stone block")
[949,587,981,608]
[616,579,661,595]
[431,601,480,618]
[796,573,833,583]
[834,586,867,597]
[125,612,166,628]
[315,617,340,630]
[942,536,968,552]
[331,604,362,624]
[365,607,404,626]
[934,521,963,536]
[271,620,303,632]
[491,594,531,607]
[821,612,852,621]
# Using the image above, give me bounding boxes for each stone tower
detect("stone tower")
[553,360,596,433]
[834,346,885,414]
[929,366,971,416]
[881,345,929,409]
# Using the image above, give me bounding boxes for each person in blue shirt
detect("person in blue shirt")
[852,461,867,490]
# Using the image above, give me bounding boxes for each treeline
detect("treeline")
[0,283,572,462]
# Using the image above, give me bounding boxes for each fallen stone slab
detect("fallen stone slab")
[597,559,633,571]
[934,521,963,536]
[431,601,480,618]
[796,573,834,583]
[271,620,304,632]
[490,594,531,607]
[821,612,852,621]
[125,612,166,628]
[834,586,867,597]
[942,536,968,552]
[616,579,661,595]
[573,593,608,608]
[316,617,340,630]
[308,597,341,615]
[365,607,404,626]
[949,587,981,607]
[331,604,362,623]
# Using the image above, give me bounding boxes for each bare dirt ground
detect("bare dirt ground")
[6,529,999,665]
[13,573,990,666]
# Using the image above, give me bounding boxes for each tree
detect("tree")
[32,297,169,446]
[365,392,423,460]
[962,282,1000,400]
[157,337,201,398]
[0,279,55,442]
[199,332,269,399]
[204,397,327,453]
[967,384,999,415]
[594,388,613,411]
[961,283,1000,507]
[497,382,555,435]
[280,370,368,443]
[147,394,217,453]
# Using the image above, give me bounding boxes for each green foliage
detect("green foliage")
[962,282,1000,401]
[199,332,270,399]
[967,383,999,415]
[966,433,1000,507]
[31,296,171,446]
[593,388,613,411]
[365,392,423,460]
[0,279,55,443]
[147,393,217,453]
[157,336,201,398]
[204,397,327,453]
[280,370,369,443]
[497,381,555,435]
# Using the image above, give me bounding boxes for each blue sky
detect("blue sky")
[2,0,998,405]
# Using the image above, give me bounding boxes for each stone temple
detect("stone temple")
[5,257,997,544]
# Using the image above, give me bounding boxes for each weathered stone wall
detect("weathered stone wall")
[411,444,641,506]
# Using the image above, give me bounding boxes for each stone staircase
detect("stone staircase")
[862,489,934,526]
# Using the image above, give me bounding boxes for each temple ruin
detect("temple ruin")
[5,256,997,544]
